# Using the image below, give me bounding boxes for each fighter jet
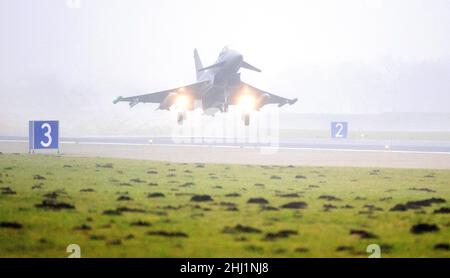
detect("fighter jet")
[113,47,297,125]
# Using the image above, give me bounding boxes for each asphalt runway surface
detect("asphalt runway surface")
[1,136,450,169]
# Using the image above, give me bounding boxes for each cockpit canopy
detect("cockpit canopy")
[219,46,230,59]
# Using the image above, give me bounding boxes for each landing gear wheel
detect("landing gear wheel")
[243,113,250,126]
[177,111,186,125]
[223,103,229,113]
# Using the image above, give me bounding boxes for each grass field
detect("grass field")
[0,153,449,258]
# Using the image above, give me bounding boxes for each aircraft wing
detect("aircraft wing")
[113,81,210,109]
[230,82,298,108]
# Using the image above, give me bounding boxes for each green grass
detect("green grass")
[0,154,449,258]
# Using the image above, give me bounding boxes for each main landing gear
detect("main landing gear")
[242,113,250,126]
[177,111,186,125]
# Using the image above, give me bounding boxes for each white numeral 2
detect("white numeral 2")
[367,244,381,258]
[335,123,344,138]
[67,244,81,258]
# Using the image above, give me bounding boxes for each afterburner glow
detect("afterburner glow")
[175,95,190,109]
[238,94,256,111]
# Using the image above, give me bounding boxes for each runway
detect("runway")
[1,136,450,169]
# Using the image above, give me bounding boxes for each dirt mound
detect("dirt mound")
[147,231,188,238]
[247,198,269,204]
[117,206,146,213]
[0,221,22,229]
[390,198,446,211]
[106,239,122,245]
[434,243,450,251]
[73,224,91,231]
[323,204,338,211]
[409,187,436,193]
[223,224,262,234]
[264,230,297,240]
[363,204,383,211]
[31,184,43,190]
[159,205,181,210]
[130,220,151,227]
[350,229,378,239]
[433,207,450,214]
[261,205,279,211]
[96,163,113,168]
[43,191,62,199]
[294,247,309,253]
[336,246,354,252]
[225,193,241,197]
[280,202,308,209]
[219,202,237,207]
[117,195,133,201]
[103,209,122,216]
[124,234,135,240]
[147,192,165,198]
[33,175,46,180]
[191,195,213,202]
[90,235,106,241]
[1,187,16,195]
[410,223,439,234]
[180,182,195,187]
[35,200,75,210]
[277,193,301,198]
[318,195,342,201]
[130,178,145,183]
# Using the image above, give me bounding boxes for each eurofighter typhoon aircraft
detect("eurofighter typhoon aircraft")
[113,47,298,125]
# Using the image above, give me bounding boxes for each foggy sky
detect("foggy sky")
[1,0,450,135]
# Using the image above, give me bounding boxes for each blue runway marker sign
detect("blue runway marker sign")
[29,121,59,151]
[331,122,348,139]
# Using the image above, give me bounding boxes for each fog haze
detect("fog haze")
[1,0,450,136]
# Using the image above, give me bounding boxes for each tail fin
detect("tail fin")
[194,49,203,80]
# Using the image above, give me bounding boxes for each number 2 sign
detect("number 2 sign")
[29,121,59,152]
[331,122,348,139]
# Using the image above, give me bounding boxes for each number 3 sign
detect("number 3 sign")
[29,121,59,152]
[331,122,348,139]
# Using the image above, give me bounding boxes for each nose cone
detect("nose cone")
[235,54,243,63]
[230,53,243,69]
